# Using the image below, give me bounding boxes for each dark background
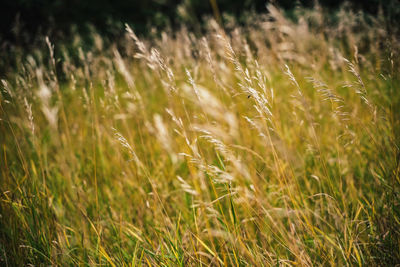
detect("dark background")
[1,0,399,45]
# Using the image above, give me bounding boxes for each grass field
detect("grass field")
[1,5,399,266]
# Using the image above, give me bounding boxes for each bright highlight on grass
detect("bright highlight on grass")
[0,4,399,266]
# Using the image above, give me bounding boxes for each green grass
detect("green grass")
[1,5,399,266]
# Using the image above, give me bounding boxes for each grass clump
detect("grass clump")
[1,5,399,266]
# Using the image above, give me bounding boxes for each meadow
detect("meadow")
[0,5,399,266]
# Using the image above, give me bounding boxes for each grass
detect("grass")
[1,4,399,266]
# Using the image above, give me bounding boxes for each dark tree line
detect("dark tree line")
[0,0,398,44]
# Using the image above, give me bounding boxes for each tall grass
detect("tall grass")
[1,5,399,266]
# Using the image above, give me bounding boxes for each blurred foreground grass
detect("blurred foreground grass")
[1,5,399,266]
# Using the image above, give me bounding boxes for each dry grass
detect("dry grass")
[1,5,399,266]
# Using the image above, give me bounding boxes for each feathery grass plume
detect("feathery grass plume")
[125,24,148,60]
[150,48,177,92]
[35,69,59,129]
[307,77,349,121]
[112,127,142,167]
[342,57,374,110]
[201,37,218,86]
[153,113,177,163]
[196,128,251,181]
[45,37,56,76]
[177,175,198,196]
[1,79,14,99]
[113,49,135,89]
[23,97,35,136]
[185,68,200,101]
[126,23,176,93]
[284,64,302,97]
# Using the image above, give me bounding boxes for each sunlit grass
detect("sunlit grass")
[0,5,399,266]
